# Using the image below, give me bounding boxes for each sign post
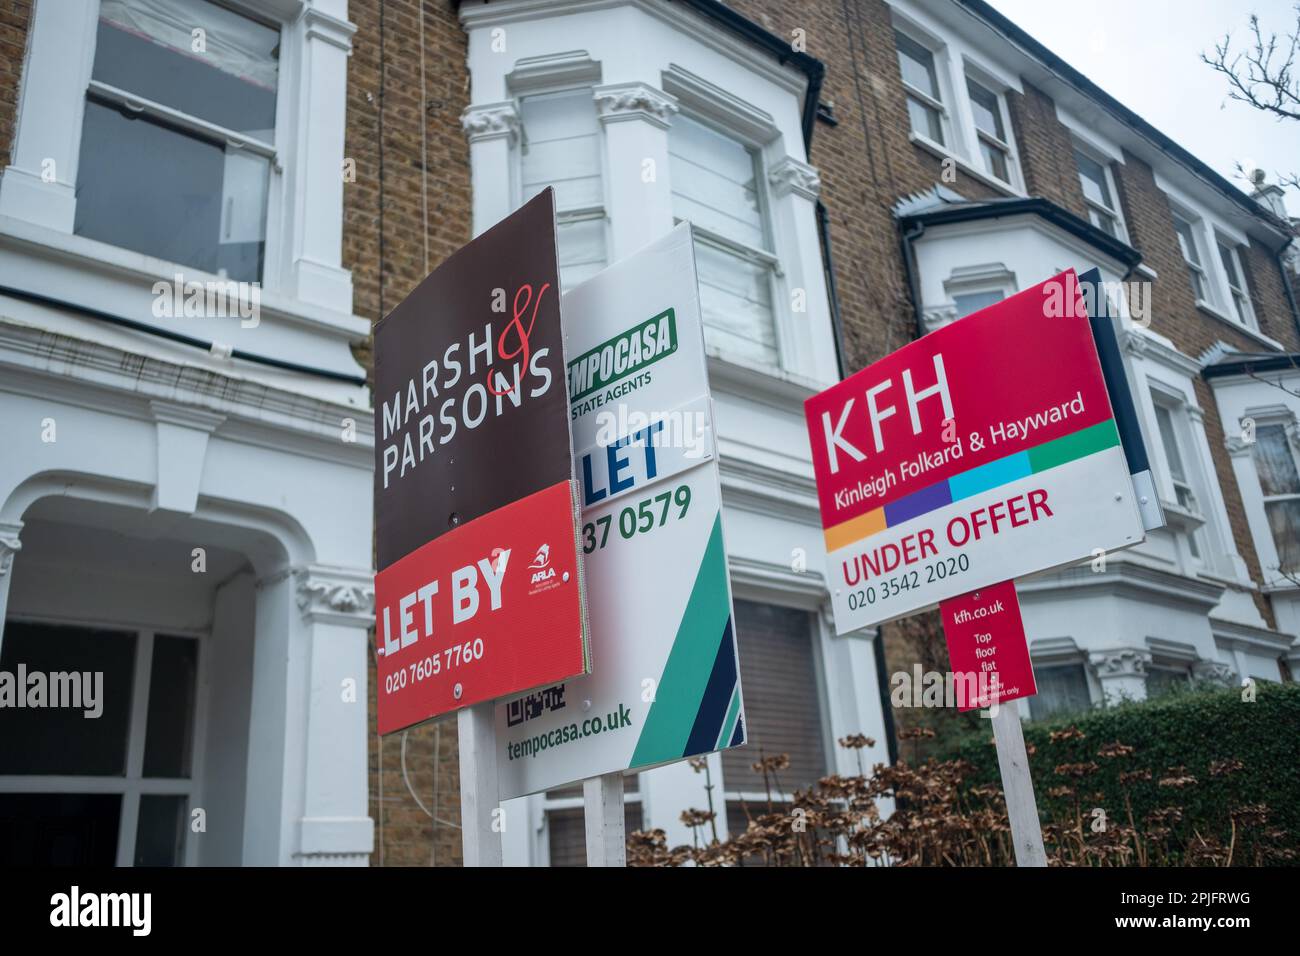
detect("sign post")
[372,189,590,866]
[989,697,1048,867]
[939,579,1044,865]
[459,703,503,866]
[495,224,746,862]
[582,772,626,867]
[804,270,1149,866]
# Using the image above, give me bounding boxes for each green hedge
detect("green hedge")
[949,682,1300,862]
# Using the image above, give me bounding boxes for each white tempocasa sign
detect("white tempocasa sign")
[496,224,745,799]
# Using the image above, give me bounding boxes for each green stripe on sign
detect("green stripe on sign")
[715,685,741,752]
[1027,418,1120,474]
[630,513,730,767]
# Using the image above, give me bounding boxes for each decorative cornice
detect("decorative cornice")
[767,156,821,201]
[0,520,21,577]
[461,101,520,145]
[921,304,958,334]
[1089,647,1152,679]
[1122,328,1148,358]
[302,6,357,54]
[593,82,679,129]
[506,50,601,94]
[1191,659,1236,686]
[1224,432,1253,458]
[295,565,375,626]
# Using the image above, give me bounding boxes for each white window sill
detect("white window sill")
[1160,499,1206,534]
[1193,298,1283,351]
[908,132,1024,198]
[704,348,834,402]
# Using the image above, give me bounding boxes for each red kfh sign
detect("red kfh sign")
[939,580,1036,711]
[805,270,1144,633]
[372,190,589,735]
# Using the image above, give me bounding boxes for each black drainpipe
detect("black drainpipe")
[816,199,847,379]
[1278,239,1300,346]
[900,219,927,340]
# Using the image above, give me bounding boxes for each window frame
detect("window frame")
[894,26,951,149]
[78,0,289,287]
[1073,142,1127,241]
[1171,211,1212,305]
[668,108,784,370]
[1148,386,1212,567]
[516,84,611,290]
[964,71,1018,188]
[1251,418,1300,573]
[0,622,209,867]
[1214,235,1257,329]
[1026,660,1094,720]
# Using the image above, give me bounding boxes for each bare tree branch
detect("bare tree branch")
[1203,6,1300,121]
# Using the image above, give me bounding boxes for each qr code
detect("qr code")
[506,683,567,727]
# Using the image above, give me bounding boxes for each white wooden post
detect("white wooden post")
[989,702,1047,867]
[583,771,626,866]
[457,701,503,866]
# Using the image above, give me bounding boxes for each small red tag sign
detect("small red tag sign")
[939,579,1037,712]
[374,480,585,734]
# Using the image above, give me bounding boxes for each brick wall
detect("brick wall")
[343,0,471,867]
[0,0,32,171]
[724,0,1297,694]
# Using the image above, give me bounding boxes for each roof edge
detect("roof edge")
[897,195,1144,269]
[954,0,1294,243]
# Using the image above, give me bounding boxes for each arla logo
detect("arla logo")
[529,543,554,584]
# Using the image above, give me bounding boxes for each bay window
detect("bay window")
[75,0,280,282]
[669,114,780,366]
[1027,663,1091,719]
[1252,423,1300,572]
[520,88,608,289]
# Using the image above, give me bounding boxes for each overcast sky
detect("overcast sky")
[984,0,1300,217]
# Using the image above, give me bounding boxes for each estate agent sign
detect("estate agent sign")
[806,270,1145,633]
[497,224,745,798]
[373,189,590,735]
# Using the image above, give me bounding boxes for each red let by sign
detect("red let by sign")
[372,189,589,734]
[375,481,584,735]
[939,580,1036,712]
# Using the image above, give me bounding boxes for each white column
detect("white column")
[462,102,519,237]
[767,157,839,383]
[1088,648,1151,705]
[0,0,98,230]
[283,6,357,309]
[817,609,892,779]
[594,83,678,262]
[293,564,376,866]
[0,520,21,657]
[242,562,375,866]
